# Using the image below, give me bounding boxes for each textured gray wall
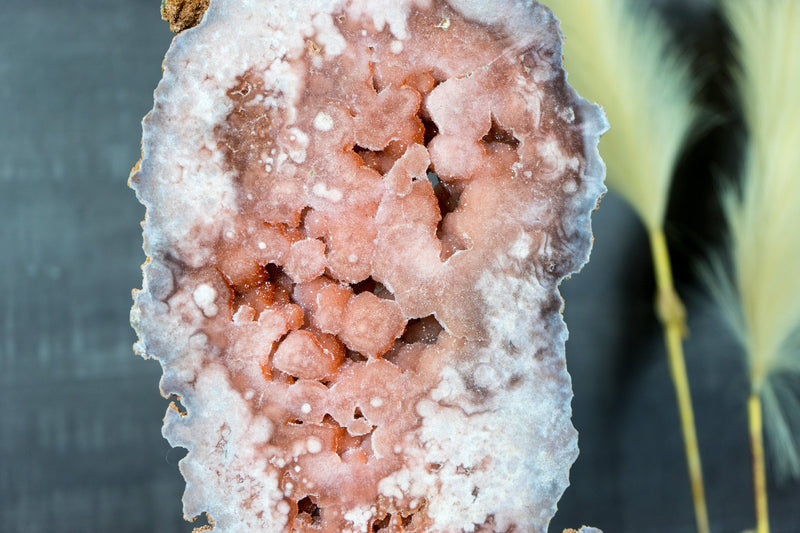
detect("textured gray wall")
[0,1,797,532]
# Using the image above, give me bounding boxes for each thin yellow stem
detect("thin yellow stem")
[748,393,770,533]
[649,229,710,533]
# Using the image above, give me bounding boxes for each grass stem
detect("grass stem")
[649,229,710,533]
[748,393,770,533]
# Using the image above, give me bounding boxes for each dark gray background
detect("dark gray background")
[0,1,797,532]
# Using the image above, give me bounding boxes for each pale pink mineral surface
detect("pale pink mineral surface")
[130,0,607,531]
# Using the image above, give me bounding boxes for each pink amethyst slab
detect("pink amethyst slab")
[130,1,607,531]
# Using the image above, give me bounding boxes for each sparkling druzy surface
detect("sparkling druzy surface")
[130,1,607,531]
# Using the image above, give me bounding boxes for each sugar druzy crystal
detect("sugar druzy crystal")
[130,0,607,531]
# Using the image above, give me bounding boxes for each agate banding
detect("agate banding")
[131,0,607,531]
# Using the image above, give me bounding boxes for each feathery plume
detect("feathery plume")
[548,0,702,231]
[546,2,708,532]
[723,0,800,438]
[709,1,800,531]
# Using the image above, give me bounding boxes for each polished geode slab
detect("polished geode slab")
[130,0,607,531]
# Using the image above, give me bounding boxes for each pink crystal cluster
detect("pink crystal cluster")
[131,0,606,531]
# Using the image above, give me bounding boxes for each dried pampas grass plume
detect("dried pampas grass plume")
[724,0,800,476]
[709,0,800,531]
[547,0,701,232]
[545,1,708,532]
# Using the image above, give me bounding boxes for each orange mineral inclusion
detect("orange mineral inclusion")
[131,0,607,531]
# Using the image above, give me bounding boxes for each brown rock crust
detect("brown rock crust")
[161,0,210,33]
